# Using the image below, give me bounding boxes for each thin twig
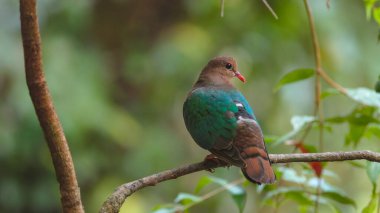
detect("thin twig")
[262,0,278,19]
[20,0,84,212]
[314,178,322,213]
[303,0,321,72]
[220,0,225,17]
[302,1,347,96]
[100,150,380,213]
[303,0,324,151]
[303,2,325,210]
[319,69,347,95]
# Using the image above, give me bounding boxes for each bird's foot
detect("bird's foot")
[203,154,229,172]
[204,154,218,161]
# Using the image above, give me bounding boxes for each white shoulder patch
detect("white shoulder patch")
[235,103,244,107]
[237,116,257,124]
[191,87,202,93]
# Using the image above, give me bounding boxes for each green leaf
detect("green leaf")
[364,0,380,20]
[272,131,297,146]
[303,144,318,153]
[231,191,246,213]
[194,176,213,193]
[326,203,343,213]
[274,68,315,92]
[367,162,380,184]
[348,161,366,168]
[327,105,378,127]
[321,169,340,179]
[323,124,333,133]
[256,180,276,194]
[365,0,374,20]
[263,186,313,206]
[321,88,340,99]
[307,178,343,193]
[206,176,247,213]
[347,105,377,126]
[325,105,378,146]
[291,115,315,130]
[362,184,379,213]
[152,208,176,213]
[278,167,307,184]
[365,124,380,139]
[309,194,347,212]
[297,205,310,213]
[373,7,380,25]
[362,194,378,213]
[273,115,316,146]
[284,191,314,206]
[174,193,201,205]
[321,191,357,208]
[345,123,367,146]
[346,87,380,107]
[206,176,244,195]
[325,116,347,123]
[264,135,279,143]
[263,186,304,200]
[151,204,178,213]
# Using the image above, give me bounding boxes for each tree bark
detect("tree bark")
[100,150,380,213]
[20,0,84,212]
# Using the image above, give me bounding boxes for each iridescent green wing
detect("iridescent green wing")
[183,88,239,150]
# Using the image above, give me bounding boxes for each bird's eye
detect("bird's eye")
[225,63,233,70]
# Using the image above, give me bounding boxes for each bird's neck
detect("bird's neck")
[194,70,234,89]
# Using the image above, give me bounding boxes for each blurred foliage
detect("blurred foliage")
[364,0,380,25]
[273,68,315,92]
[153,176,246,213]
[1,0,380,212]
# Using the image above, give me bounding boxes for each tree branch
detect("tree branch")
[20,0,84,212]
[100,150,380,213]
[303,0,347,98]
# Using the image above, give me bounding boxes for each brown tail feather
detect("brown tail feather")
[241,147,276,184]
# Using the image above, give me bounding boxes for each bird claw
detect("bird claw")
[207,168,215,173]
[203,154,229,169]
[204,154,219,161]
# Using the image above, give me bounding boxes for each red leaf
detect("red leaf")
[295,143,323,177]
[310,162,323,177]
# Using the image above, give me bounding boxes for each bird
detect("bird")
[183,56,276,184]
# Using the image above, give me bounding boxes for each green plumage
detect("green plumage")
[183,56,276,184]
[183,87,253,150]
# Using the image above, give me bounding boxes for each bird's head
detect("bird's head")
[198,56,246,86]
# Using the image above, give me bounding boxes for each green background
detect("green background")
[0,0,379,212]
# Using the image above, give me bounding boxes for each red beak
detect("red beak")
[235,71,246,83]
